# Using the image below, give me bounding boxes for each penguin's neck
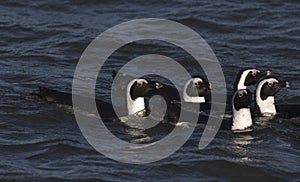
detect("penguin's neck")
[256,95,276,116]
[237,82,247,90]
[183,95,205,103]
[236,72,248,90]
[232,108,252,130]
[127,79,145,115]
[127,97,145,115]
[183,79,205,103]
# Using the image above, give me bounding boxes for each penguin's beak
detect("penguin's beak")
[284,81,291,88]
[155,82,163,89]
[278,80,291,88]
[144,81,163,90]
[261,70,273,76]
[196,81,211,90]
[147,81,163,89]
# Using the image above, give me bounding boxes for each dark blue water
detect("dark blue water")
[1,0,300,181]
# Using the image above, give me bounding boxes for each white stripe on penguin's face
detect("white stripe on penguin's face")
[127,79,146,115]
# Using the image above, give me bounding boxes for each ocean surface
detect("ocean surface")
[1,0,300,181]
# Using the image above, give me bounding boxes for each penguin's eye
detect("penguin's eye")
[238,92,243,97]
[194,82,200,86]
[268,82,274,87]
[252,70,260,76]
[137,83,143,87]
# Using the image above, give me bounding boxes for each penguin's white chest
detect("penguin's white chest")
[127,97,145,115]
[256,96,276,116]
[232,108,252,130]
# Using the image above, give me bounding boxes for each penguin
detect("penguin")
[31,78,163,120]
[127,78,163,115]
[255,76,291,117]
[231,89,253,130]
[183,77,211,103]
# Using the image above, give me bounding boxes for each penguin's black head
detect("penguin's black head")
[233,89,253,111]
[185,76,211,97]
[234,68,272,91]
[244,69,273,86]
[258,77,291,100]
[130,79,163,100]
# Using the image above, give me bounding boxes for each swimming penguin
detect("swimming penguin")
[255,76,291,117]
[182,77,211,103]
[231,89,254,130]
[127,78,163,115]
[31,78,163,120]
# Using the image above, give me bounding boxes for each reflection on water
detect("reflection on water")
[125,127,152,144]
[230,133,255,163]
